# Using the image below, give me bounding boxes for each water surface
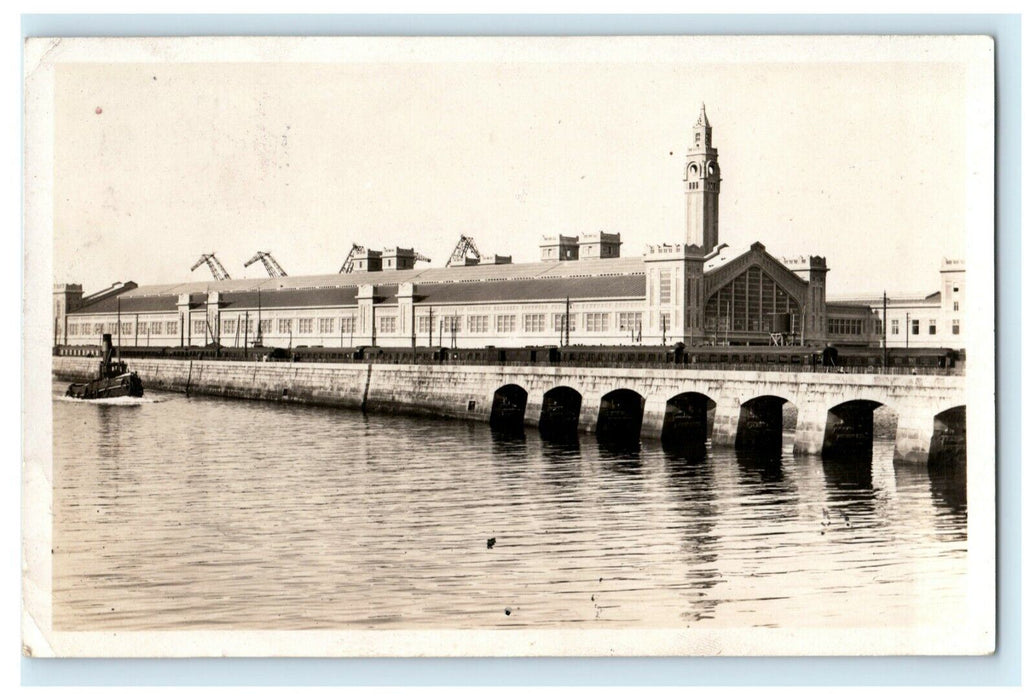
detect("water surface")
[52,382,967,631]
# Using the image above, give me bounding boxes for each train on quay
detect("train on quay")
[54,341,964,375]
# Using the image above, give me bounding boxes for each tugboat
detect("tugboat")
[65,333,144,399]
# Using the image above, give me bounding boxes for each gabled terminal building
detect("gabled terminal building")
[55,106,904,352]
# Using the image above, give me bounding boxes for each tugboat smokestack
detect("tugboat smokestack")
[100,334,114,379]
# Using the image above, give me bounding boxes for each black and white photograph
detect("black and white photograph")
[23,35,995,657]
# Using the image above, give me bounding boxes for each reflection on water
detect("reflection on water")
[53,382,968,631]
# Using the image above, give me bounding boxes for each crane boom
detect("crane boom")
[191,253,232,280]
[244,251,288,277]
[339,243,365,274]
[446,235,481,267]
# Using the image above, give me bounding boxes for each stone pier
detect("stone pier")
[53,357,966,465]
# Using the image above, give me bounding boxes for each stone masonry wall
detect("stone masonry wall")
[53,357,966,464]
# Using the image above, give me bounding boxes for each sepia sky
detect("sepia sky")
[52,44,976,297]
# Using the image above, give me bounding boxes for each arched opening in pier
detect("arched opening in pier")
[735,395,793,453]
[929,405,966,470]
[822,399,886,458]
[596,388,646,444]
[489,384,528,433]
[539,386,583,440]
[661,392,716,456]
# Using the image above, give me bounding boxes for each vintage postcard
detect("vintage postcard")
[24,35,995,657]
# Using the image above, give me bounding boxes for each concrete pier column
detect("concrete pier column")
[640,395,669,440]
[711,396,742,447]
[894,406,935,464]
[524,385,545,429]
[578,391,601,434]
[793,397,829,455]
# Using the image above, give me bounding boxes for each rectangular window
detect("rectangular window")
[660,312,671,331]
[953,301,959,311]
[875,319,883,335]
[928,320,937,335]
[891,319,899,335]
[278,318,293,334]
[523,313,545,333]
[259,319,272,334]
[467,315,489,333]
[318,318,335,334]
[166,321,178,335]
[147,321,160,334]
[417,315,431,334]
[952,319,960,335]
[378,316,397,334]
[298,318,313,334]
[222,318,236,335]
[584,312,609,332]
[911,319,920,335]
[496,315,516,334]
[94,322,104,334]
[192,319,206,335]
[617,312,642,331]
[68,323,77,336]
[659,271,672,304]
[552,313,576,332]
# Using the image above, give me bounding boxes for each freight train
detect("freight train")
[57,341,963,374]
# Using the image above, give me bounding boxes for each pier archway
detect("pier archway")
[490,384,528,433]
[929,405,966,469]
[822,399,886,457]
[596,388,646,444]
[661,392,716,450]
[735,395,793,452]
[539,386,583,440]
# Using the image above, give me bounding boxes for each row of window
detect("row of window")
[418,312,643,335]
[67,321,178,336]
[827,318,865,336]
[887,319,961,336]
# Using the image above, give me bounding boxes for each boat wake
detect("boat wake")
[56,394,166,406]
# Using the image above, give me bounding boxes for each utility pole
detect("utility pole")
[882,291,888,371]
[428,307,433,347]
[906,312,910,350]
[662,313,667,346]
[563,296,571,347]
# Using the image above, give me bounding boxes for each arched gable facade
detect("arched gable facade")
[702,243,818,345]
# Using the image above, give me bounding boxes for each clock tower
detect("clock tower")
[684,104,720,252]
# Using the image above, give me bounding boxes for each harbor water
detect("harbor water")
[52,381,967,631]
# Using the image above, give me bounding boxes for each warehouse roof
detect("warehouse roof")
[70,265,647,316]
[70,256,652,315]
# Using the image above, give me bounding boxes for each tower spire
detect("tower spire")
[684,103,720,252]
[696,103,710,128]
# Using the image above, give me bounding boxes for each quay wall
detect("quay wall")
[53,356,967,464]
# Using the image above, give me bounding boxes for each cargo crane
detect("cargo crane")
[244,251,288,278]
[190,253,231,281]
[413,250,432,265]
[445,235,481,267]
[338,243,365,274]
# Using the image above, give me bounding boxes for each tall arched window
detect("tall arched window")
[704,265,802,337]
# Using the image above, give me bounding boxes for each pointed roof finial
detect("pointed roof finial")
[696,102,710,128]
